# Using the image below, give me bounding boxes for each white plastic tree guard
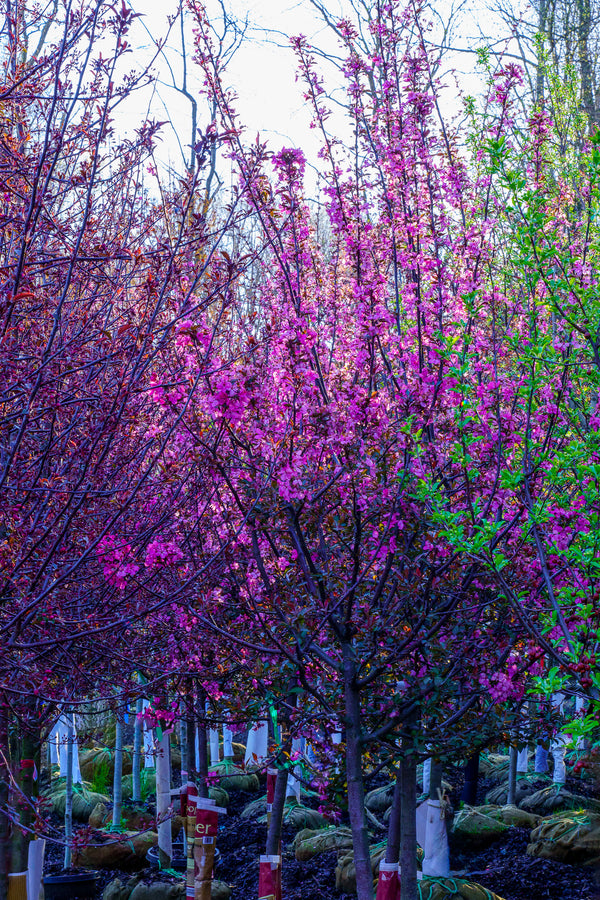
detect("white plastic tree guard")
[285,738,304,802]
[534,745,548,773]
[155,730,173,867]
[416,798,450,878]
[209,729,220,766]
[422,758,431,795]
[245,721,269,768]
[222,723,233,758]
[142,700,154,768]
[26,839,45,900]
[50,714,82,783]
[516,747,529,773]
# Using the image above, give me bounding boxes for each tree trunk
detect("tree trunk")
[64,717,73,870]
[399,752,418,900]
[265,765,288,856]
[535,0,548,106]
[577,0,597,130]
[0,698,10,894]
[132,697,143,804]
[111,715,123,829]
[428,760,443,800]
[185,713,195,785]
[197,716,209,799]
[460,752,479,806]
[156,730,172,868]
[180,718,188,782]
[11,717,37,877]
[342,642,373,900]
[507,744,517,806]
[384,769,402,864]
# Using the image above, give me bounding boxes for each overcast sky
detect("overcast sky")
[125,0,526,180]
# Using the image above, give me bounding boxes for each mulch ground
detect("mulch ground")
[43,769,600,900]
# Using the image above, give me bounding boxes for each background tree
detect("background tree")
[0,0,253,883]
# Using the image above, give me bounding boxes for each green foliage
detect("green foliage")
[89,757,111,796]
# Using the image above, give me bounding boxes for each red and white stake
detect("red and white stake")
[258,854,281,900]
[375,861,400,900]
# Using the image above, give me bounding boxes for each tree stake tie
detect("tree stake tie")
[436,787,450,819]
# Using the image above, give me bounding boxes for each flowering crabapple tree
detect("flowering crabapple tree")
[134,4,583,898]
[0,0,255,882]
[466,89,600,733]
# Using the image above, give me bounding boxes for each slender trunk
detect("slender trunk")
[535,0,547,106]
[180,719,188,782]
[20,725,39,867]
[342,642,373,900]
[186,682,197,786]
[156,730,172,868]
[47,738,52,791]
[11,718,37,875]
[10,731,24,874]
[428,761,442,800]
[191,685,208,799]
[132,697,143,804]
[265,766,288,856]
[577,0,596,130]
[399,752,418,900]
[197,717,209,800]
[507,745,517,806]
[460,752,479,806]
[185,715,195,785]
[111,716,123,829]
[384,769,402,864]
[262,707,289,900]
[0,698,10,895]
[64,718,73,870]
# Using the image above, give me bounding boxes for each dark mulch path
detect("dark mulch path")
[452,826,600,900]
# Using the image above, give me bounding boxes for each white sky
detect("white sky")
[127,0,343,175]
[123,0,531,181]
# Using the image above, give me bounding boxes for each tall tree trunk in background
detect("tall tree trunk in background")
[265,766,289,856]
[196,687,209,800]
[185,681,196,787]
[399,750,418,900]
[156,729,173,869]
[132,697,143,804]
[342,642,373,900]
[507,744,518,806]
[64,718,74,870]
[0,698,10,893]
[536,0,548,106]
[460,752,480,806]
[577,0,597,129]
[428,761,443,800]
[180,718,188,784]
[384,769,402,865]
[111,714,123,830]
[10,707,39,876]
